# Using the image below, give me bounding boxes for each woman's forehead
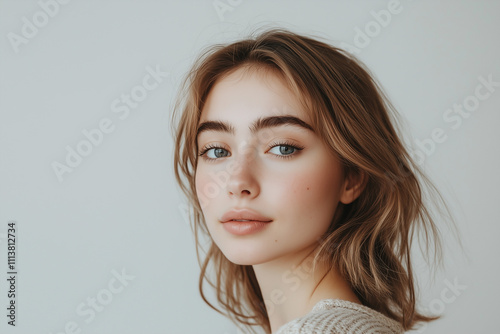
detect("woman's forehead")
[199,66,313,127]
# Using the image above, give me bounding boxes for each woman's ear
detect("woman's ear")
[339,169,368,204]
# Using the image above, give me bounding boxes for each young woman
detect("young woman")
[172,28,457,333]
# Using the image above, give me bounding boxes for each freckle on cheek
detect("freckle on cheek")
[307,187,310,190]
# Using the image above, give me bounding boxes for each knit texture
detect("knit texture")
[274,299,405,334]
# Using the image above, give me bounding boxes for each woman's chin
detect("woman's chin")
[221,248,274,266]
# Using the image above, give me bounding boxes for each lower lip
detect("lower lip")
[222,221,271,235]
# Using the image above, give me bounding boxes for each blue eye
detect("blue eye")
[198,141,304,162]
[199,145,230,161]
[268,141,304,159]
[206,147,229,159]
[268,145,297,156]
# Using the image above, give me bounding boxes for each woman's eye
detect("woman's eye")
[268,144,299,157]
[205,147,230,159]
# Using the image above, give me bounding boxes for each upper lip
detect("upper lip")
[220,208,273,223]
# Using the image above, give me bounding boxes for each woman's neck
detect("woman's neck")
[252,244,361,333]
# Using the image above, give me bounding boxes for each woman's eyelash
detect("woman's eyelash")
[198,141,304,161]
[267,141,305,160]
[198,143,228,159]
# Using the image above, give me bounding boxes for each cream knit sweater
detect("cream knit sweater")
[274,299,405,334]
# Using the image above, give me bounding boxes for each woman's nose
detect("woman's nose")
[226,148,260,199]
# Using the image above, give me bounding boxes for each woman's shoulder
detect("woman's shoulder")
[274,299,405,334]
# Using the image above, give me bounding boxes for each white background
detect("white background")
[1,1,499,333]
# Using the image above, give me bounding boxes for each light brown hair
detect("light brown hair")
[171,28,460,333]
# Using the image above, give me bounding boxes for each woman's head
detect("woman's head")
[195,65,366,266]
[172,28,446,333]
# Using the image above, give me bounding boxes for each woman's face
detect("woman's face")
[195,67,349,265]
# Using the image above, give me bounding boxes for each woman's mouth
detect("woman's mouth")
[222,220,272,235]
[220,208,273,235]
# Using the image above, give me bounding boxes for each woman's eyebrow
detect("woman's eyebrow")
[196,115,314,137]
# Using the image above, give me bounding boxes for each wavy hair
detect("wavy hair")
[171,28,460,333]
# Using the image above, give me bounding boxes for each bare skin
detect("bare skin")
[253,243,362,332]
[195,67,365,333]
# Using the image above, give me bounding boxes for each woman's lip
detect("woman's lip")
[222,221,271,235]
[223,220,272,223]
[220,208,272,223]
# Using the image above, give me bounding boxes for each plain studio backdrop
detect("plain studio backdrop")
[0,1,498,333]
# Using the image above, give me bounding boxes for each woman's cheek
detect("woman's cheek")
[273,169,314,210]
[289,167,337,216]
[195,169,215,211]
